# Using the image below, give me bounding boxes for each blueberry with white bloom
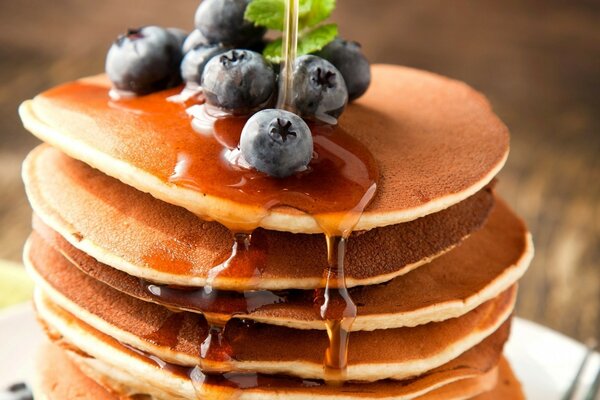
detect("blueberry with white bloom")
[183,29,210,53]
[106,26,183,94]
[181,44,227,85]
[292,55,348,122]
[240,109,313,178]
[317,38,371,101]
[202,49,275,113]
[167,27,188,50]
[194,0,265,47]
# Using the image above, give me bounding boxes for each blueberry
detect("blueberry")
[106,26,183,94]
[181,44,227,86]
[202,50,275,114]
[167,27,188,50]
[240,109,313,178]
[317,38,371,101]
[292,55,348,123]
[183,29,210,53]
[194,0,266,47]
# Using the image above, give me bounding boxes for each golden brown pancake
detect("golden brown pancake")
[19,65,509,233]
[33,309,512,399]
[32,342,116,400]
[32,280,515,381]
[34,343,522,399]
[475,357,525,400]
[27,194,531,330]
[23,145,496,290]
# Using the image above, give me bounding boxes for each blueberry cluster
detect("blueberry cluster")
[105,0,372,178]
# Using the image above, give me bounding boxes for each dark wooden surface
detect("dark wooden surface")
[0,0,598,342]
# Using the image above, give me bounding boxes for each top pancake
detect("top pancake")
[19,65,509,233]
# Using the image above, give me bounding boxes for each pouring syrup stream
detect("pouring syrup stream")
[276,0,299,111]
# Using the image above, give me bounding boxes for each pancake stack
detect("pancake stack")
[20,65,532,399]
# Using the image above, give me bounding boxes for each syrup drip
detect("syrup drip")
[317,236,357,381]
[196,233,261,374]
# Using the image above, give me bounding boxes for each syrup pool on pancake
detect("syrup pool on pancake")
[102,0,375,392]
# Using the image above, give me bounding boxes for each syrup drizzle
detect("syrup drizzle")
[98,0,378,394]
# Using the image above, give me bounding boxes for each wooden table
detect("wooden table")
[0,0,597,343]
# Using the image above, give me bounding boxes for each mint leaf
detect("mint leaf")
[245,0,285,30]
[300,0,336,28]
[298,0,313,16]
[263,23,338,63]
[298,23,338,54]
[263,40,285,63]
[246,0,335,31]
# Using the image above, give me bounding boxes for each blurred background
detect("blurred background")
[0,0,598,343]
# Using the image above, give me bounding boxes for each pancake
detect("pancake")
[19,65,509,233]
[33,343,501,400]
[33,343,523,400]
[33,299,512,399]
[71,352,498,400]
[32,342,115,400]
[23,145,495,290]
[26,194,531,330]
[32,283,515,381]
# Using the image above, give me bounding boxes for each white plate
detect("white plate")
[0,305,598,398]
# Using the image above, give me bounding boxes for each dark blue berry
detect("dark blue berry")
[183,29,210,53]
[105,26,183,95]
[240,109,313,178]
[317,38,371,101]
[202,49,275,114]
[292,55,348,122]
[181,44,227,85]
[167,28,188,50]
[194,0,265,47]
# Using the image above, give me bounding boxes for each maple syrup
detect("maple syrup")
[41,0,378,394]
[145,0,375,391]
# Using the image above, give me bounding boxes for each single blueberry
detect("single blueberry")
[194,0,266,47]
[181,44,227,86]
[106,26,183,95]
[240,109,313,178]
[202,49,275,114]
[167,27,188,50]
[292,55,348,123]
[317,38,371,101]
[183,29,211,53]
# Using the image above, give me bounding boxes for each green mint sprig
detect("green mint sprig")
[244,0,338,63]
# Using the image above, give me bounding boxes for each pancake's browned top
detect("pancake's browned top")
[29,234,515,366]
[24,145,494,289]
[23,65,509,232]
[30,196,528,329]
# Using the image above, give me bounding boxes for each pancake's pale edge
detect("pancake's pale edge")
[33,292,502,400]
[24,233,530,331]
[19,97,508,234]
[32,286,515,382]
[22,144,480,290]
